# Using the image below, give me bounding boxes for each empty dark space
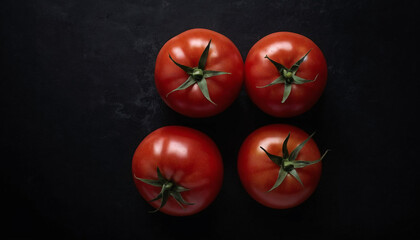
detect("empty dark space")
[1,0,419,239]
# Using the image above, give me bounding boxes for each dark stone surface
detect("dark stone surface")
[1,0,419,238]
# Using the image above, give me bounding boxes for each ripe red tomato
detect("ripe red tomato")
[244,32,327,117]
[132,126,223,216]
[237,124,328,209]
[155,28,244,118]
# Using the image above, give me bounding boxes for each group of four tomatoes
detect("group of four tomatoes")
[132,28,329,216]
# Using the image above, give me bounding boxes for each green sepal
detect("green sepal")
[197,78,216,105]
[203,70,231,78]
[149,190,170,213]
[290,49,311,73]
[256,76,286,88]
[166,76,195,97]
[156,167,165,180]
[293,149,330,168]
[148,192,163,203]
[169,55,194,74]
[289,169,304,186]
[268,167,288,192]
[282,83,292,103]
[282,133,291,158]
[174,185,190,192]
[293,74,315,85]
[260,146,283,165]
[265,55,287,72]
[135,177,164,187]
[170,192,194,208]
[289,132,316,161]
[198,39,211,69]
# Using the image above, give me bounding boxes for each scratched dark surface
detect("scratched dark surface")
[1,0,419,239]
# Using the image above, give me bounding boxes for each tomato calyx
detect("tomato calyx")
[259,132,329,192]
[166,39,231,105]
[134,167,194,213]
[257,50,318,103]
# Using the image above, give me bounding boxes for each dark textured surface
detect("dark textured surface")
[1,0,419,239]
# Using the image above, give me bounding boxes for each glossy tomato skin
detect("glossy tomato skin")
[155,28,244,118]
[245,32,327,117]
[132,126,223,216]
[238,124,322,209]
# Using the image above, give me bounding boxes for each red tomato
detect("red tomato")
[245,32,327,117]
[238,124,328,209]
[155,28,244,118]
[132,126,223,216]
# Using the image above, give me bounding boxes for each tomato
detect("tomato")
[237,124,329,209]
[132,126,223,216]
[244,32,327,117]
[155,28,244,118]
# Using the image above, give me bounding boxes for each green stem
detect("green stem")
[163,182,173,191]
[282,160,294,172]
[192,68,204,81]
[284,70,293,79]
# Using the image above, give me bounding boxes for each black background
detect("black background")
[1,0,419,239]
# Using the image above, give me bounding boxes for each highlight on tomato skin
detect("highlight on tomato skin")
[237,124,328,209]
[244,32,328,118]
[132,126,224,216]
[154,28,244,118]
